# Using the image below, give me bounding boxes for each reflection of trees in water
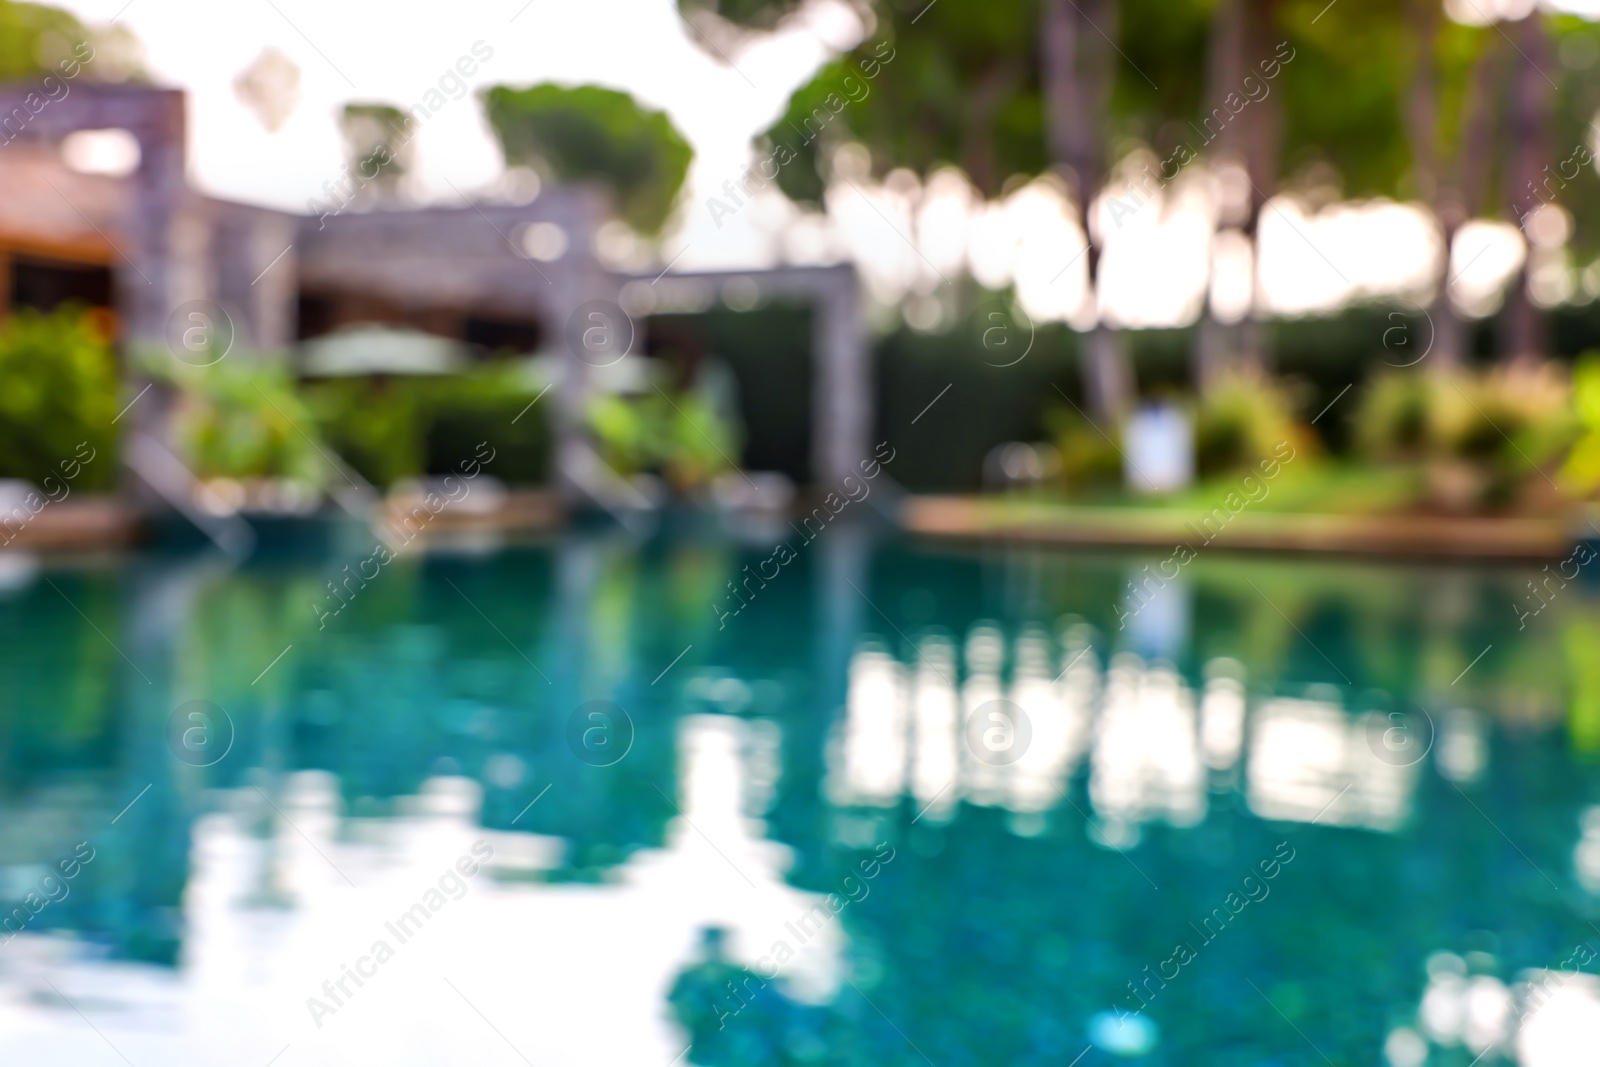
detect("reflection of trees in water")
[672,732,1597,1066]
[0,534,733,959]
[682,545,1600,1065]
[2,530,1598,1012]
[264,539,705,876]
[669,928,830,1066]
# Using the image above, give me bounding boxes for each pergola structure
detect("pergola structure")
[620,265,868,489]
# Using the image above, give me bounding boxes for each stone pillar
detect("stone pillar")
[122,89,193,349]
[210,204,298,351]
[812,265,869,488]
[119,91,200,516]
[248,212,298,350]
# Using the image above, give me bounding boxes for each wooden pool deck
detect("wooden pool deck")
[2,493,1585,562]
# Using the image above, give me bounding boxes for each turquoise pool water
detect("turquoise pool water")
[0,528,1597,1066]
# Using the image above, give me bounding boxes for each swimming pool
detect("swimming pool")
[0,529,1595,1066]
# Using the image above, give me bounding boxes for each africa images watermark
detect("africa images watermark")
[705,38,897,229]
[1113,840,1296,1025]
[305,840,495,1029]
[1103,40,1297,231]
[1514,141,1592,228]
[310,442,496,629]
[0,39,96,147]
[0,441,97,547]
[1518,940,1599,1022]
[1514,538,1596,630]
[308,40,496,228]
[711,441,897,629]
[1117,441,1296,630]
[709,842,897,1031]
[1,840,96,946]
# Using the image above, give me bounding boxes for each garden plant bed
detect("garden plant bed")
[901,495,1582,561]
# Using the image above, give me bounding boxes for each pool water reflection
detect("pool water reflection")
[0,529,1598,1066]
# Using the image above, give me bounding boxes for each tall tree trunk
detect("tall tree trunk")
[1043,0,1132,422]
[1452,37,1505,368]
[1426,30,1502,372]
[1502,10,1552,365]
[1405,0,1459,371]
[1194,0,1247,393]
[1236,0,1281,377]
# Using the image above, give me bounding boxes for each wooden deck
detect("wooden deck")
[0,499,141,551]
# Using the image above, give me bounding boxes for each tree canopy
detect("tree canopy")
[0,0,142,83]
[0,0,91,80]
[340,103,412,196]
[675,0,810,32]
[480,83,694,236]
[686,0,1579,222]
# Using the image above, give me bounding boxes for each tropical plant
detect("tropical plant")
[340,102,413,198]
[1355,363,1579,511]
[480,83,694,235]
[588,389,739,491]
[1042,404,1121,490]
[303,377,426,488]
[1353,369,1431,461]
[150,354,329,488]
[1194,371,1312,476]
[0,304,118,490]
[304,367,552,489]
[1560,352,1600,494]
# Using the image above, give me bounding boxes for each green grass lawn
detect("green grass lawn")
[999,462,1428,517]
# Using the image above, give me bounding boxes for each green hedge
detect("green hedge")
[0,305,118,491]
[304,367,551,489]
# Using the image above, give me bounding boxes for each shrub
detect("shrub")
[1355,364,1579,511]
[1042,405,1121,490]
[304,367,552,489]
[424,368,551,485]
[303,377,427,488]
[1562,352,1600,495]
[157,354,329,488]
[1195,372,1312,477]
[1353,371,1430,461]
[587,388,739,491]
[0,305,118,490]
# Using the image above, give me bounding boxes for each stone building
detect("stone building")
[0,81,869,502]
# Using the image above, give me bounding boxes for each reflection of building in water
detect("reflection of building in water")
[0,713,841,1066]
[825,628,1439,835]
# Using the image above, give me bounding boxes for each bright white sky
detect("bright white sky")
[54,0,836,261]
[44,0,1600,326]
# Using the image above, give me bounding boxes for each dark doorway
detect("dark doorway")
[11,255,113,313]
[463,314,542,356]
